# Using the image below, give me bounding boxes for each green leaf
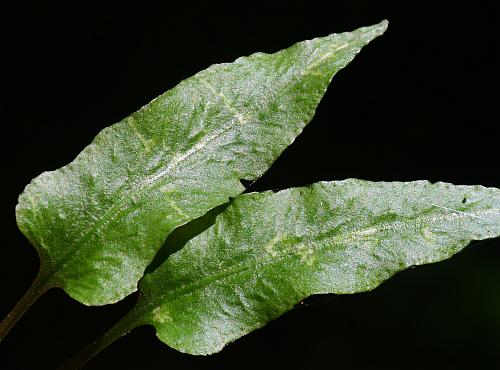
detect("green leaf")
[15,21,388,305]
[133,180,500,355]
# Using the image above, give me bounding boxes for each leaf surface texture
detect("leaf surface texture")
[16,21,388,305]
[137,180,500,354]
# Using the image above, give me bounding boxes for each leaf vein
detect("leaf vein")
[156,208,496,303]
[58,75,256,272]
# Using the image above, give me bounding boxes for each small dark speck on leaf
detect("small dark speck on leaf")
[240,179,253,188]
[462,197,467,204]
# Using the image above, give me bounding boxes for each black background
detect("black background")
[1,1,499,369]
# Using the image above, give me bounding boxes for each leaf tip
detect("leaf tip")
[362,19,389,39]
[379,19,389,31]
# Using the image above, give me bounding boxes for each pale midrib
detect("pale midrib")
[56,43,346,268]
[51,40,364,273]
[150,207,496,305]
[54,77,252,271]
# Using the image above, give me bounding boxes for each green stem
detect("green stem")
[0,269,52,342]
[57,307,143,370]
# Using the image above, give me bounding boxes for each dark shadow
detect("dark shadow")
[240,179,254,188]
[146,202,231,273]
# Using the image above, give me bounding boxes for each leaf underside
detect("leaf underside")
[135,180,500,355]
[15,21,388,305]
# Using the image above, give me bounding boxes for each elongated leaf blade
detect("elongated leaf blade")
[136,180,500,355]
[15,21,388,305]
